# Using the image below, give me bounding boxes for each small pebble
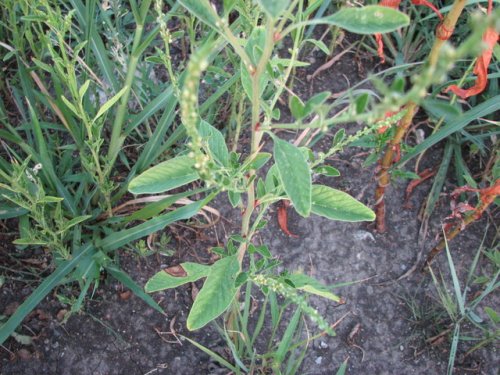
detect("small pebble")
[400,345,404,351]
[315,356,323,365]
[320,341,328,349]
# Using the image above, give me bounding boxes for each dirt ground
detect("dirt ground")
[1,39,498,375]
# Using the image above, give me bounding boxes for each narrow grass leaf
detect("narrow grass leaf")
[0,244,94,345]
[99,197,210,252]
[447,324,460,375]
[275,307,301,364]
[336,358,349,375]
[444,239,465,315]
[182,335,238,372]
[104,262,164,315]
[397,95,500,166]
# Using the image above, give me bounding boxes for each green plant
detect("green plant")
[0,0,223,344]
[129,0,415,371]
[427,232,499,375]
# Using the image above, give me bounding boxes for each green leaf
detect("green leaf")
[62,215,92,231]
[397,95,500,166]
[227,191,241,207]
[256,0,290,18]
[99,197,212,252]
[286,273,341,302]
[336,358,349,375]
[241,26,270,99]
[0,204,28,219]
[304,91,330,116]
[289,95,306,119]
[247,152,272,171]
[0,244,94,345]
[103,259,164,315]
[93,87,128,122]
[303,39,330,55]
[311,185,375,222]
[355,93,369,114]
[178,0,222,30]
[273,137,311,217]
[314,165,340,177]
[198,120,229,166]
[128,156,199,195]
[145,263,211,292]
[422,98,461,122]
[13,238,48,246]
[484,307,500,324]
[187,256,239,330]
[325,6,410,34]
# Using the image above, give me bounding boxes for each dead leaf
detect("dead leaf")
[56,309,68,322]
[277,200,299,238]
[191,282,199,301]
[163,265,187,277]
[119,290,132,301]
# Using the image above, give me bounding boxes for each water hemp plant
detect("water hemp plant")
[129,0,411,370]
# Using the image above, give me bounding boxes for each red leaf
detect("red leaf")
[445,0,498,98]
[277,200,299,238]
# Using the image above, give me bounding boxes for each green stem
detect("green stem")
[238,18,275,265]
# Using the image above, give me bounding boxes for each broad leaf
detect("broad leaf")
[145,263,211,292]
[128,156,199,195]
[273,138,311,217]
[256,0,290,18]
[324,6,409,34]
[187,256,239,330]
[311,185,375,222]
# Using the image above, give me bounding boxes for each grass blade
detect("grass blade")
[397,96,500,166]
[181,335,238,372]
[444,238,465,315]
[0,243,95,345]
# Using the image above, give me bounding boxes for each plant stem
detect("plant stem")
[374,0,468,233]
[238,18,275,265]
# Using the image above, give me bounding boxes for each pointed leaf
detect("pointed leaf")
[93,87,128,122]
[145,263,211,292]
[273,138,311,217]
[287,273,341,302]
[311,185,375,222]
[128,156,199,195]
[187,256,239,330]
[325,6,410,34]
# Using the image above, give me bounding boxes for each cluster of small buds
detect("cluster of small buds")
[251,274,335,336]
